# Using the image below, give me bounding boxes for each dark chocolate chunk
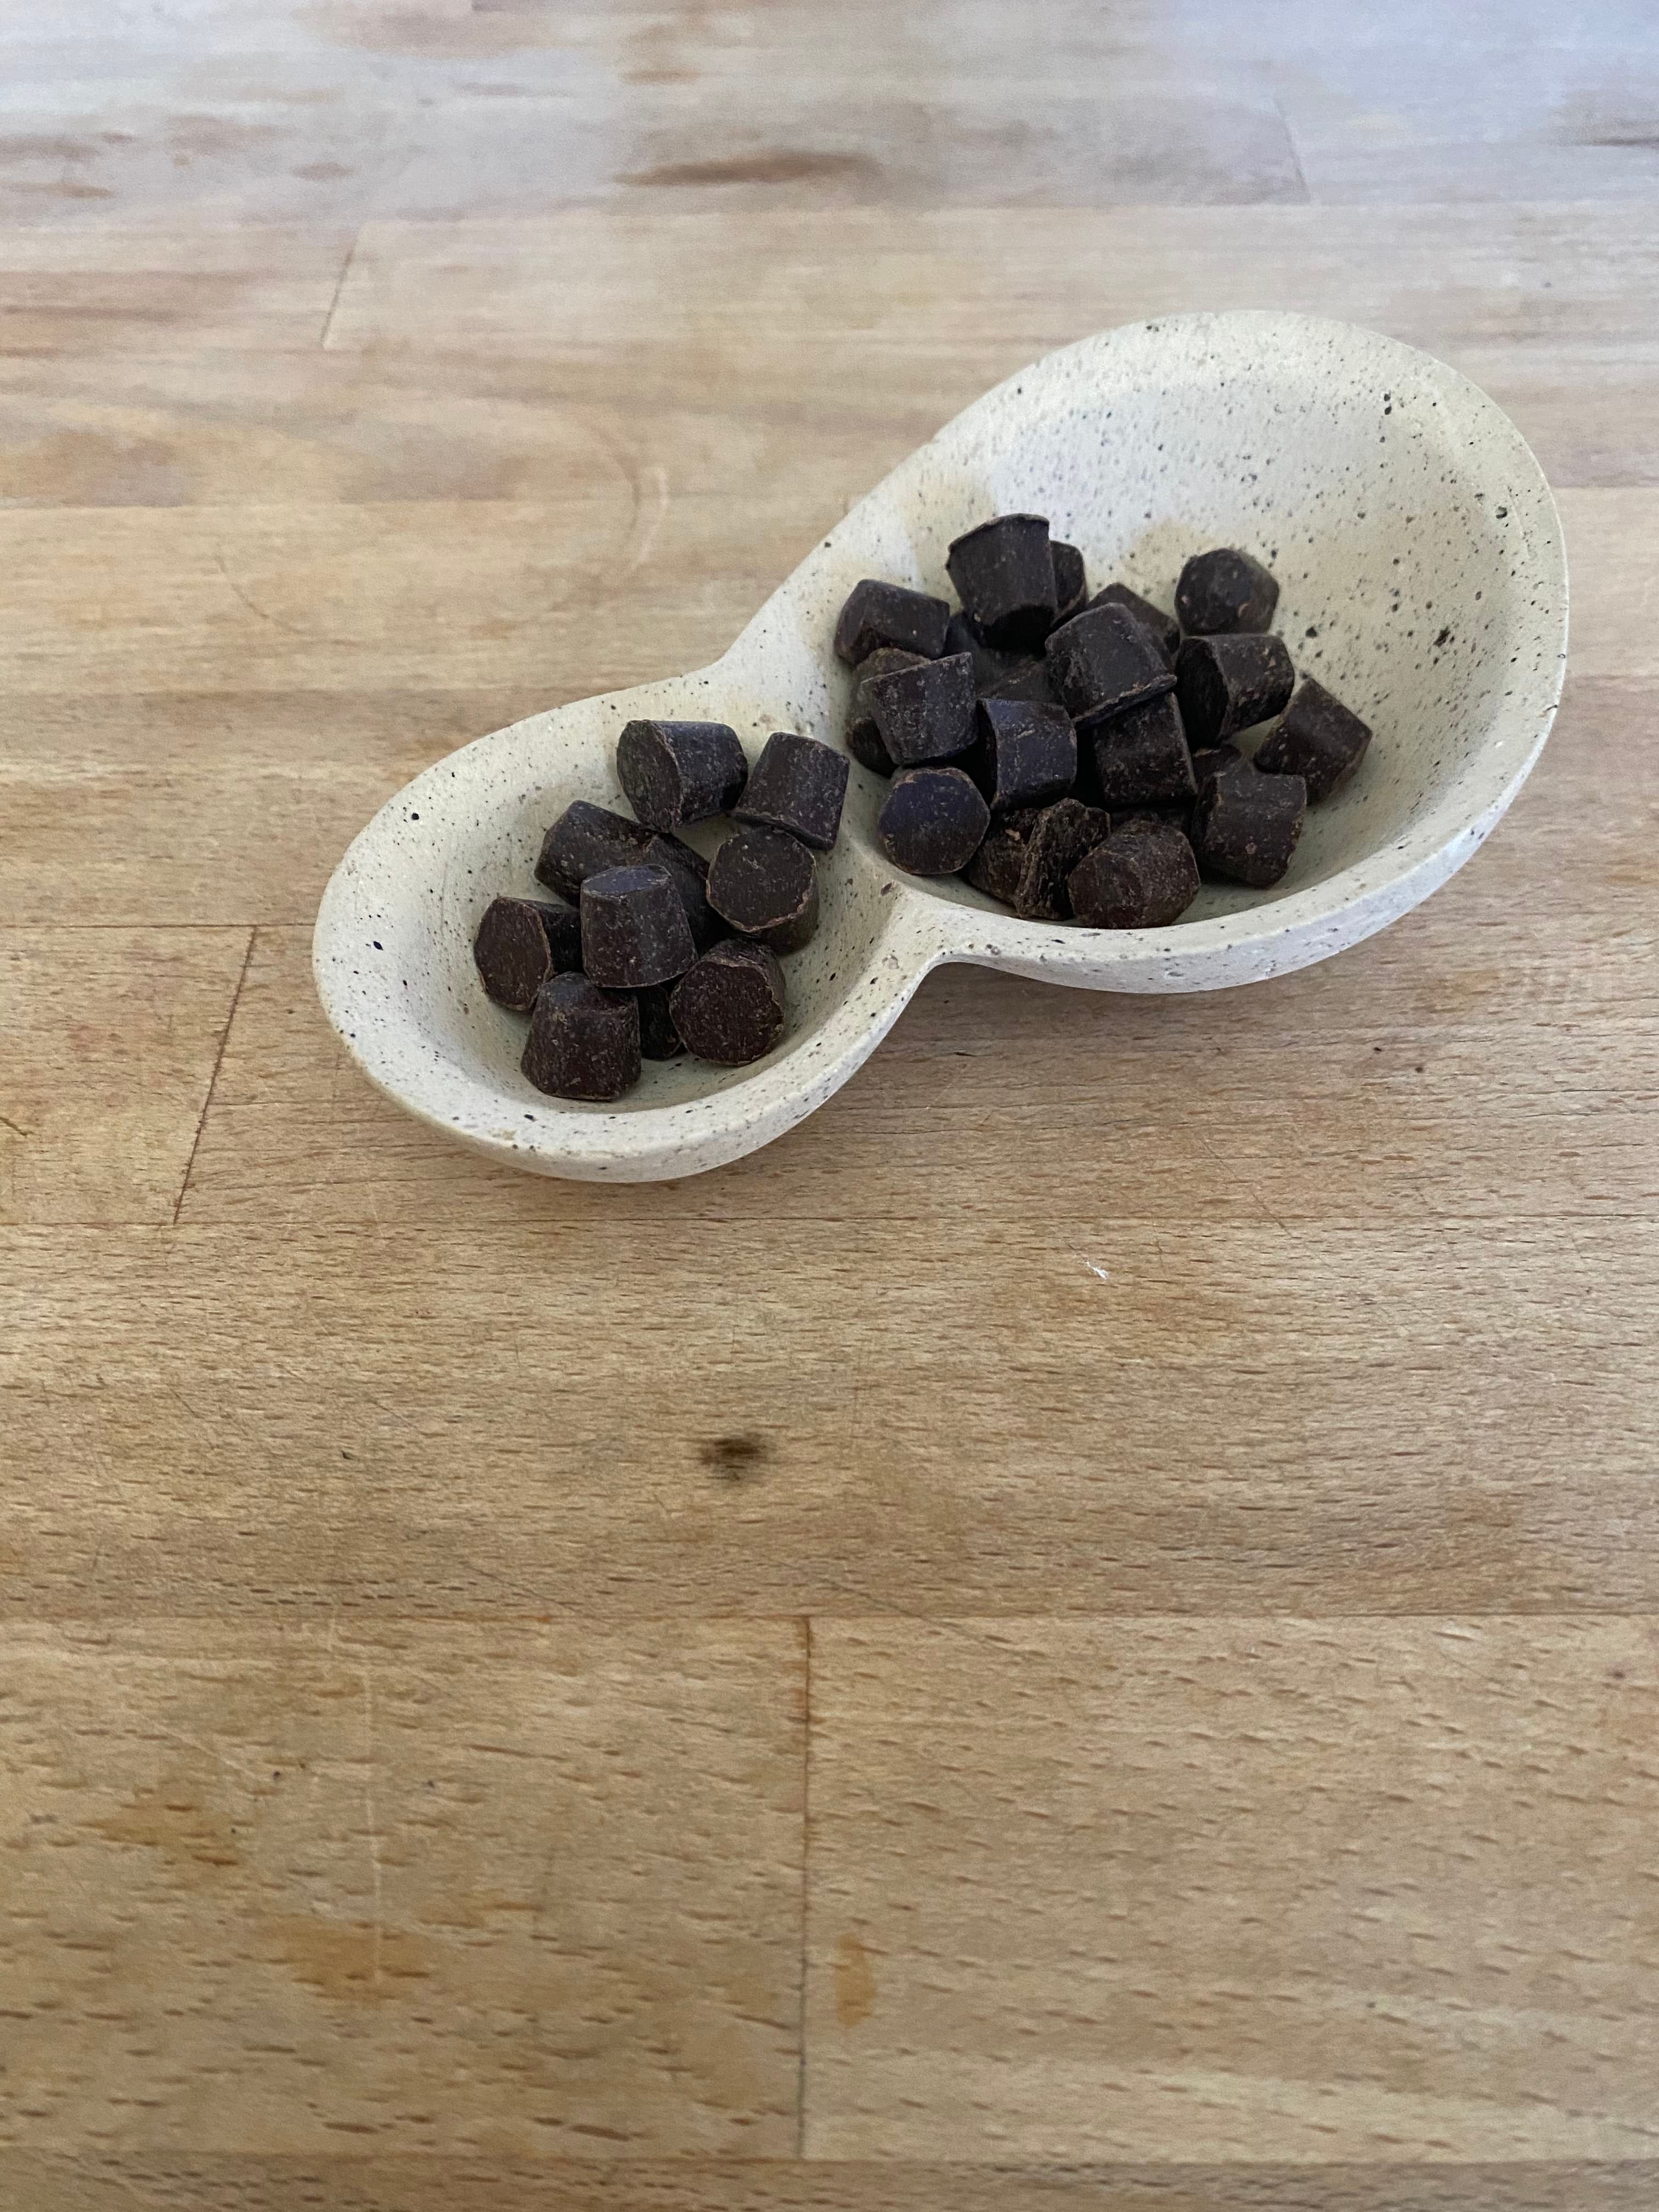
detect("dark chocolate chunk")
[1175,632,1295,746]
[1009,796,1113,919]
[847,646,926,774]
[944,611,1036,696]
[733,730,849,851]
[644,833,721,955]
[706,825,820,955]
[1087,691,1196,808]
[472,895,583,1013]
[1175,546,1279,635]
[984,654,1059,708]
[876,765,991,877]
[1088,581,1180,667]
[963,805,1043,904]
[616,718,748,830]
[1051,540,1088,624]
[521,972,641,1101]
[833,578,951,666]
[1253,676,1373,801]
[635,983,685,1060]
[968,696,1076,814]
[1187,742,1243,786]
[579,862,697,988]
[1046,601,1176,725]
[669,939,787,1065]
[534,799,654,903]
[863,650,977,768]
[946,514,1057,649]
[1192,757,1307,887]
[1068,822,1199,929]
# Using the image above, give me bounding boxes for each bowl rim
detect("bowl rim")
[313,310,1568,1181]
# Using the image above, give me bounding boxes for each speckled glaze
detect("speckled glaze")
[313,313,1567,1182]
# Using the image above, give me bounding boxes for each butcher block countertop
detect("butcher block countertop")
[2,4,1657,2207]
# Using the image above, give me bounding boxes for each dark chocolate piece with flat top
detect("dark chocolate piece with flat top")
[1192,757,1306,887]
[635,984,685,1060]
[1088,581,1180,667]
[1046,602,1176,725]
[669,939,787,1065]
[617,719,747,830]
[877,766,991,877]
[1253,676,1372,800]
[946,514,1057,649]
[964,806,1042,905]
[833,578,951,666]
[534,799,654,904]
[864,650,977,768]
[1088,692,1196,808]
[579,863,697,988]
[968,696,1076,815]
[707,825,820,955]
[1175,546,1279,635]
[1068,822,1199,929]
[1051,541,1088,623]
[472,895,583,1013]
[521,972,641,1101]
[847,646,926,775]
[1176,633,1295,746]
[733,731,849,851]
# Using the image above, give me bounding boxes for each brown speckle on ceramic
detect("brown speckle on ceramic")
[313,312,1568,1182]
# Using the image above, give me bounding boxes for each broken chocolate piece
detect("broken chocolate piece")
[1253,676,1373,801]
[534,799,654,904]
[1088,692,1196,809]
[1175,546,1279,635]
[1068,823,1199,929]
[579,863,697,988]
[706,825,820,955]
[669,939,787,1065]
[964,806,1042,904]
[644,833,721,955]
[472,895,582,1013]
[1010,796,1113,919]
[847,646,926,775]
[1051,540,1088,623]
[1175,633,1295,746]
[1088,581,1180,667]
[521,972,641,1101]
[1192,757,1306,887]
[833,577,952,666]
[733,731,849,851]
[864,650,977,768]
[877,766,991,877]
[1046,601,1176,725]
[634,983,685,1060]
[616,718,748,830]
[968,696,1076,814]
[946,514,1057,649]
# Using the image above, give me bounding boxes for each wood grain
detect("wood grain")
[0,928,251,1224]
[806,1619,1659,2161]
[4,1,1659,2194]
[0,1621,804,2155]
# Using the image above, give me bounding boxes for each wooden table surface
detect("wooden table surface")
[3,4,1658,2207]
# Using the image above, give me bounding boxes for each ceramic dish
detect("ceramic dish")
[313,311,1568,1182]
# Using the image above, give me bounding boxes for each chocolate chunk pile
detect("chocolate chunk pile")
[474,718,848,1101]
[836,523,1372,927]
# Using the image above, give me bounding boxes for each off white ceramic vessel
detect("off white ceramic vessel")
[314,313,1567,1182]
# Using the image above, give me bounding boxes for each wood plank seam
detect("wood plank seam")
[798,1612,812,2160]
[170,926,256,1227]
[319,228,362,352]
